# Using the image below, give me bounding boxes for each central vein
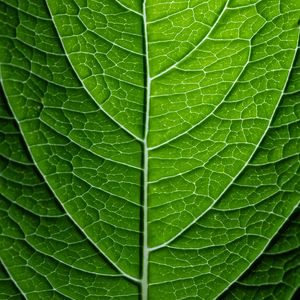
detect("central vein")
[142,0,150,299]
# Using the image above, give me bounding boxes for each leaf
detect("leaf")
[0,0,299,299]
[221,207,300,300]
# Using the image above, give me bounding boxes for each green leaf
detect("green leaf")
[221,207,300,300]
[0,0,299,299]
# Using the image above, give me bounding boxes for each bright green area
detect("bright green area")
[0,0,299,299]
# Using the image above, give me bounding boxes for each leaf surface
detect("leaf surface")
[0,0,300,299]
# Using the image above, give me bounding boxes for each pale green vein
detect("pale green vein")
[44,0,143,144]
[1,78,141,284]
[142,0,151,299]
[148,36,299,252]
[150,0,229,80]
[0,259,27,300]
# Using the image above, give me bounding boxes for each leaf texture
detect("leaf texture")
[0,0,299,299]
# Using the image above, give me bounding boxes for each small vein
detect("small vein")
[215,201,300,299]
[44,0,143,144]
[149,35,300,252]
[113,0,143,17]
[0,78,141,284]
[150,0,229,81]
[148,40,252,151]
[0,258,28,300]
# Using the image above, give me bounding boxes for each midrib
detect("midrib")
[142,0,150,299]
